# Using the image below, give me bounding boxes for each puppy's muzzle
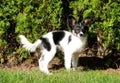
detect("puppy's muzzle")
[79,32,84,37]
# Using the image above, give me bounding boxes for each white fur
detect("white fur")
[19,35,41,52]
[19,31,87,74]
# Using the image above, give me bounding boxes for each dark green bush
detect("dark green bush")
[0,0,120,64]
[70,0,120,57]
[0,0,62,62]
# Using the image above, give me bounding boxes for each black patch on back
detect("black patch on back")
[40,37,51,51]
[52,31,65,45]
[68,35,72,44]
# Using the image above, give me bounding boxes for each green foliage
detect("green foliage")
[15,0,62,40]
[70,0,120,56]
[0,0,62,62]
[16,48,30,62]
[0,0,120,64]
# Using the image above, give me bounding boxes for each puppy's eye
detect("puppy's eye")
[84,26,88,31]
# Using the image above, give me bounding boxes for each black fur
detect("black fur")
[40,37,51,51]
[68,35,72,44]
[52,31,65,45]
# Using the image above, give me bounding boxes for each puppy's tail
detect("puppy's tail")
[19,35,41,52]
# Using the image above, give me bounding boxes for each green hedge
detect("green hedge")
[70,0,120,57]
[0,0,120,64]
[0,0,62,63]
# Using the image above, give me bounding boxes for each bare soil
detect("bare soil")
[1,56,120,74]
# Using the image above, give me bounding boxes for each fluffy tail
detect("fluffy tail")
[19,35,41,52]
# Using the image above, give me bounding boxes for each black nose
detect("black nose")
[80,33,83,36]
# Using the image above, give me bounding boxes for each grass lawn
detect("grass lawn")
[0,68,120,83]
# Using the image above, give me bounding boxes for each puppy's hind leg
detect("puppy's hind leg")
[39,48,56,74]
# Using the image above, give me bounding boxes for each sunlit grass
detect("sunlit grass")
[0,68,120,83]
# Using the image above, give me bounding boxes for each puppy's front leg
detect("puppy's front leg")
[64,52,72,70]
[72,55,79,71]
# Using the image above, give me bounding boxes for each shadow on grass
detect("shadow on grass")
[50,55,120,71]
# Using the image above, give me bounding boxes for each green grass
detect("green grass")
[0,69,120,83]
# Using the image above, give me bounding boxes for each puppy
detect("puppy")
[19,17,90,74]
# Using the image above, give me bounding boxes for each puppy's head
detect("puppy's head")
[72,22,88,37]
[67,16,91,37]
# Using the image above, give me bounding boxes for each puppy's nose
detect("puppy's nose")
[80,33,83,36]
[79,32,84,36]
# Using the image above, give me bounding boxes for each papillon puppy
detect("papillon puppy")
[19,16,90,74]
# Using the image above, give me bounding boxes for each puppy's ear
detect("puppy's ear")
[67,16,76,30]
[82,18,91,26]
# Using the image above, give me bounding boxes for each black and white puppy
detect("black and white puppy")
[19,17,90,74]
